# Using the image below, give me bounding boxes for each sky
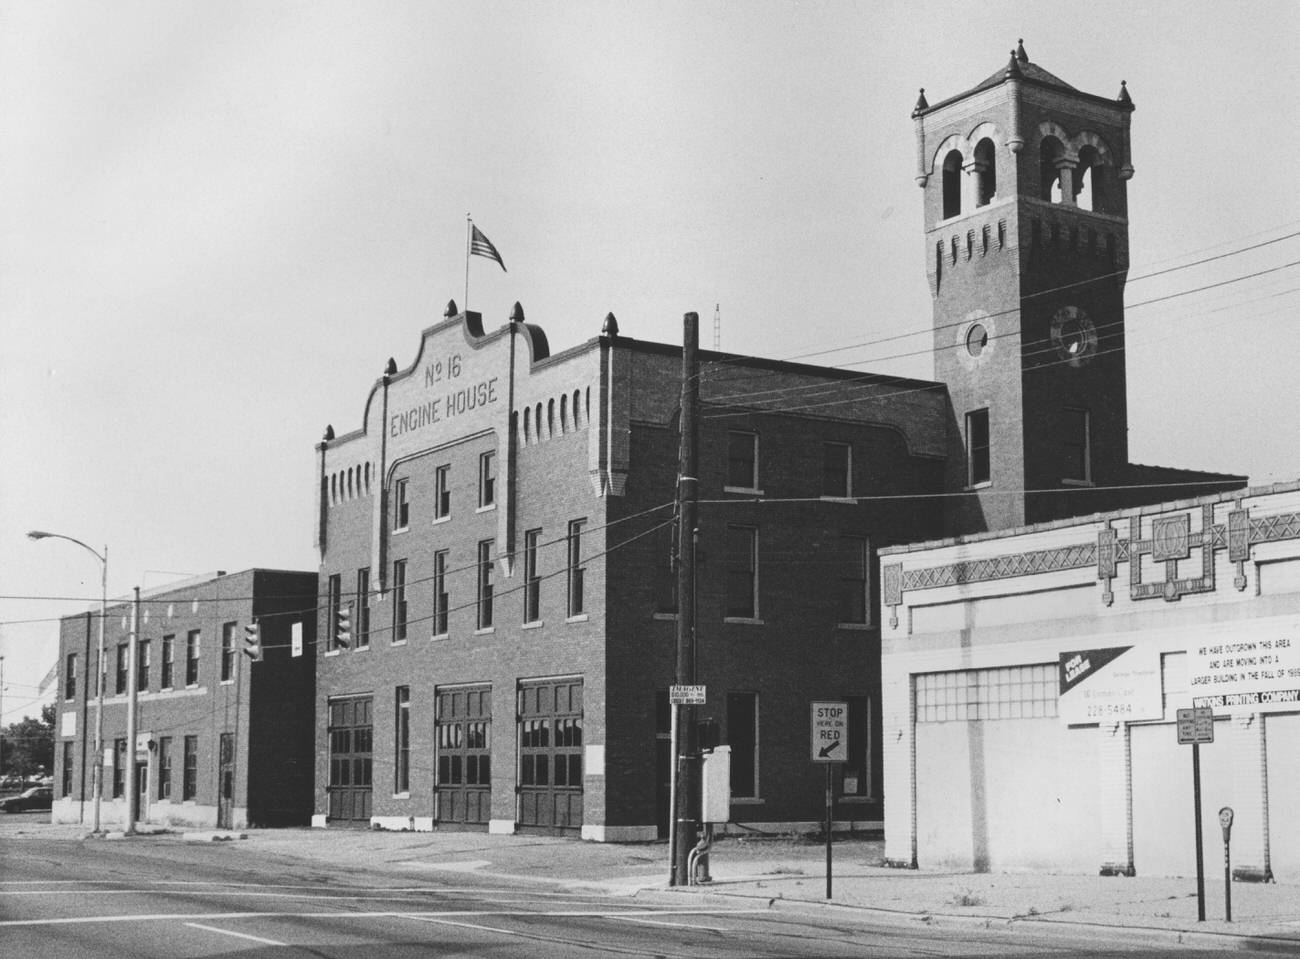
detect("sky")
[3,0,1300,720]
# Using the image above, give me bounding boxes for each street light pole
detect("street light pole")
[27,531,108,834]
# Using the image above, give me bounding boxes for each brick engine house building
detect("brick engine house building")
[312,41,1243,839]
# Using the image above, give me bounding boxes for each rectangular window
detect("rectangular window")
[394,477,410,530]
[395,686,410,794]
[434,464,451,519]
[113,738,127,798]
[61,741,74,797]
[727,431,758,490]
[725,525,759,620]
[843,695,873,798]
[523,528,541,623]
[477,540,494,629]
[822,442,851,498]
[327,574,344,651]
[727,692,758,799]
[157,737,172,800]
[221,622,236,682]
[1062,408,1091,483]
[393,559,408,641]
[137,639,150,693]
[161,635,174,689]
[64,653,77,700]
[356,567,371,648]
[839,536,870,625]
[432,550,449,637]
[182,735,198,800]
[115,643,128,695]
[185,629,201,686]
[914,664,1059,723]
[966,408,991,486]
[479,450,496,507]
[567,519,586,617]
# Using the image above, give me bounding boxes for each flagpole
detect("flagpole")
[465,214,472,313]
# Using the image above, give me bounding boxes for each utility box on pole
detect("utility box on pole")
[700,746,731,824]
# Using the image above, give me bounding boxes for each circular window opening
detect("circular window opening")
[1058,318,1087,356]
[965,323,989,357]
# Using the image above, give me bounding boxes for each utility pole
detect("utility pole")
[672,311,700,887]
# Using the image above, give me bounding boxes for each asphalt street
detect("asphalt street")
[0,822,1292,958]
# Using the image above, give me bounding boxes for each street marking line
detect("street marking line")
[184,922,286,947]
[0,907,773,928]
[614,916,733,932]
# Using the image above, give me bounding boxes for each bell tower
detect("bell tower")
[914,41,1137,534]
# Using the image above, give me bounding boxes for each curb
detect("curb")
[659,883,1300,953]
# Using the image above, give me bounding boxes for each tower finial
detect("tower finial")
[1016,38,1028,62]
[1006,50,1022,78]
[912,87,929,117]
[1117,79,1133,107]
[602,312,619,337]
[444,299,458,318]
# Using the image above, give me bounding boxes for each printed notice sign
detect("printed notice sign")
[810,701,848,763]
[1188,615,1300,713]
[1058,645,1162,725]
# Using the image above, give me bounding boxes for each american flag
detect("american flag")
[470,224,506,272]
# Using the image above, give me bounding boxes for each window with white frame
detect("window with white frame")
[725,525,759,620]
[393,559,408,642]
[185,630,201,687]
[434,465,451,520]
[567,520,586,617]
[523,528,541,623]
[394,477,410,530]
[726,431,758,490]
[822,442,851,498]
[727,692,759,798]
[477,540,494,630]
[479,450,496,508]
[432,550,449,637]
[966,408,990,486]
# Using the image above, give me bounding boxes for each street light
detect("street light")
[27,530,108,834]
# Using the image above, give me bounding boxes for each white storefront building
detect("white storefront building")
[880,481,1300,879]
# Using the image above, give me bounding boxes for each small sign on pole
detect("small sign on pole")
[669,685,706,706]
[1177,705,1216,921]
[1177,706,1215,744]
[810,701,848,762]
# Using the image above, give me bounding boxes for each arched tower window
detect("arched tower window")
[524,407,532,444]
[536,403,544,440]
[560,394,568,433]
[573,390,582,428]
[1075,145,1107,213]
[1039,136,1065,203]
[347,467,354,500]
[973,138,996,207]
[547,399,555,437]
[942,150,963,219]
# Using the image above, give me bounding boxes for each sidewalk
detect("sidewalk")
[10,821,1300,948]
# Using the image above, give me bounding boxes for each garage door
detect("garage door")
[517,677,583,832]
[1130,719,1232,877]
[435,684,492,826]
[1266,712,1300,880]
[914,665,1099,871]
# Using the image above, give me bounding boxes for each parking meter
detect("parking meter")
[1219,807,1234,922]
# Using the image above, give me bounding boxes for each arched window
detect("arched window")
[942,149,963,218]
[536,403,544,440]
[1075,145,1106,212]
[364,462,371,494]
[347,467,354,500]
[560,394,568,433]
[573,390,582,428]
[1039,136,1065,203]
[973,138,996,207]
[330,473,338,506]
[547,399,555,438]
[524,407,532,444]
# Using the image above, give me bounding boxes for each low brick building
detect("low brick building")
[52,569,317,830]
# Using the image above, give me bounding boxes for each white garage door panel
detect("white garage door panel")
[1131,721,1233,878]
[1266,712,1300,881]
[916,719,1098,871]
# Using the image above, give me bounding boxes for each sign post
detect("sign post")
[811,701,848,900]
[1177,706,1215,922]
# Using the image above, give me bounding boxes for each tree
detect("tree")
[2,704,54,780]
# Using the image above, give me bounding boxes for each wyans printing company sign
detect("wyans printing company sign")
[1187,615,1300,713]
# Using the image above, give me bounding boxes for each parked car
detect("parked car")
[0,786,53,812]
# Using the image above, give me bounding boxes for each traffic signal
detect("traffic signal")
[243,622,262,661]
[336,604,351,647]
